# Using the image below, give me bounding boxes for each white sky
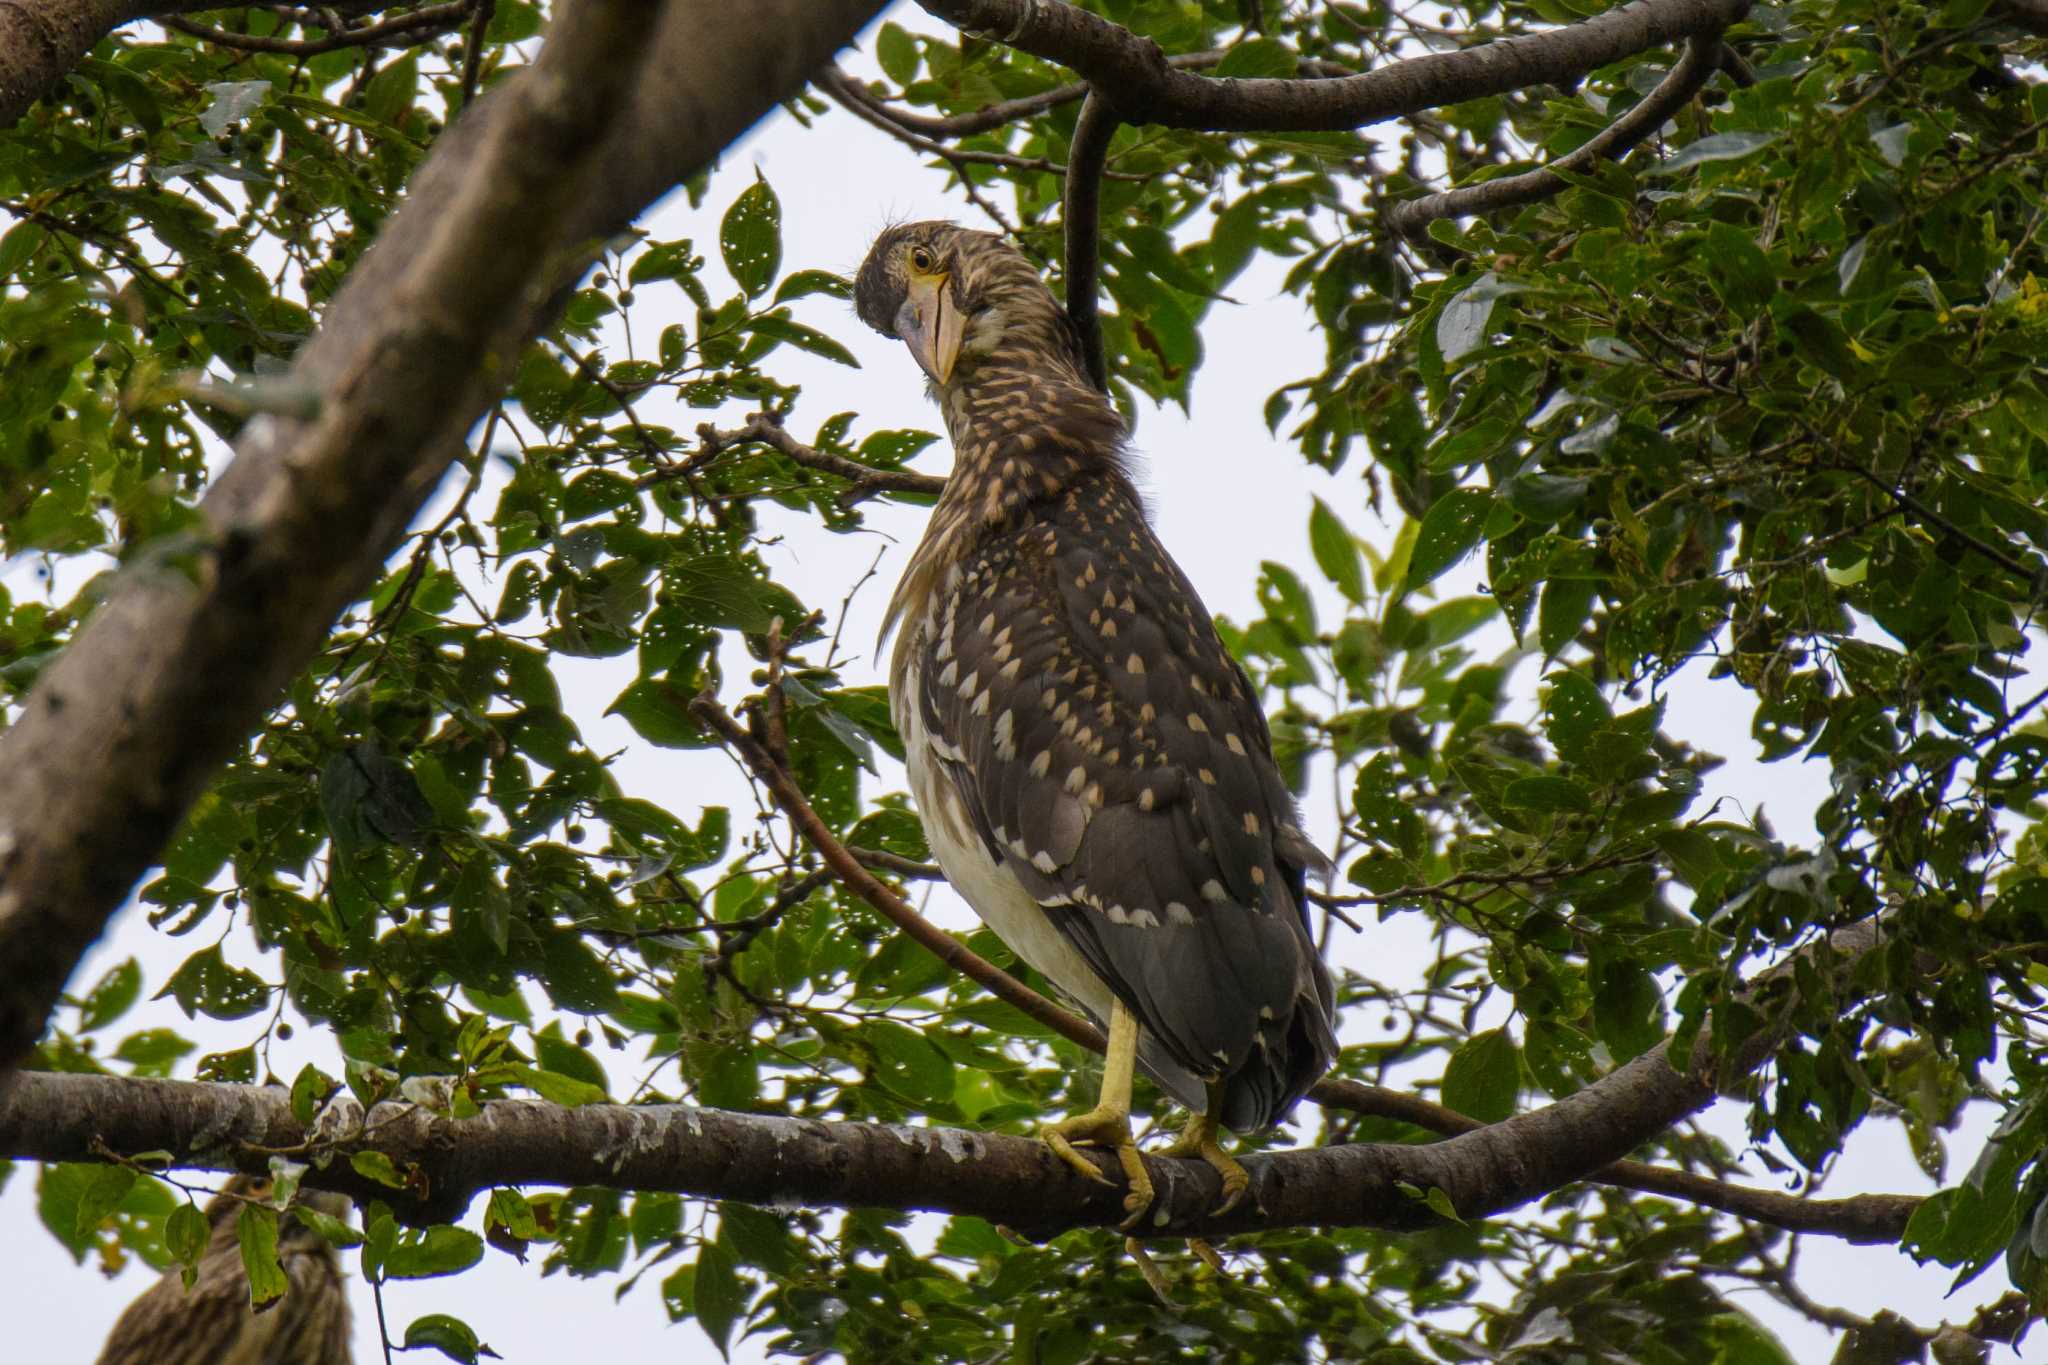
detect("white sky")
[1,5,2035,1361]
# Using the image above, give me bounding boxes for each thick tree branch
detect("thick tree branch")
[0,1068,1925,1245]
[1062,88,1114,391]
[1386,33,1727,237]
[0,0,889,1080]
[827,50,1349,139]
[914,0,1752,132]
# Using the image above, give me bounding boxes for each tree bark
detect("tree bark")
[915,0,1751,131]
[0,0,888,1080]
[0,1064,1919,1244]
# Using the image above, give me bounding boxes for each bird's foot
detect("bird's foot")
[1042,1105,1153,1231]
[1163,1113,1251,1216]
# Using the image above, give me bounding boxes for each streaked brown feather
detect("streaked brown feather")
[97,1176,353,1365]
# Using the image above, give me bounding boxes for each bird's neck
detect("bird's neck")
[934,357,1126,522]
[881,360,1127,648]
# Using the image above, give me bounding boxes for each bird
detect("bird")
[97,1174,353,1365]
[854,221,1338,1229]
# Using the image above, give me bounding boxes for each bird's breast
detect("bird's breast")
[891,614,1114,1023]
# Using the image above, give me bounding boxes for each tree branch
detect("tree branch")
[914,0,1752,132]
[695,413,946,507]
[823,50,1349,139]
[0,0,890,1081]
[0,1066,1925,1245]
[1386,33,1728,238]
[161,2,469,56]
[1062,88,1114,391]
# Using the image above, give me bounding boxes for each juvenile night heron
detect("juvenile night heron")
[856,222,1338,1227]
[97,1175,353,1365]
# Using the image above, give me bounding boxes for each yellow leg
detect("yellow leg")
[1042,1000,1153,1231]
[1163,1101,1250,1216]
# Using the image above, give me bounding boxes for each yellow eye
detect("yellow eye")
[909,245,937,272]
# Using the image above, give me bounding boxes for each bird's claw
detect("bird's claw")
[1163,1115,1252,1217]
[1042,1106,1154,1231]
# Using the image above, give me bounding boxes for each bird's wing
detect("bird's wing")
[913,473,1335,1127]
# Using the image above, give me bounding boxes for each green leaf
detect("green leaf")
[661,552,805,633]
[539,934,619,1014]
[290,1063,339,1125]
[1702,221,1774,316]
[294,1203,363,1249]
[1646,130,1777,175]
[875,22,921,85]
[771,269,853,304]
[157,946,270,1021]
[362,51,418,126]
[1436,272,1521,363]
[166,1200,209,1266]
[1538,576,1597,658]
[0,222,42,280]
[385,1225,485,1279]
[1503,775,1590,813]
[1441,1028,1520,1123]
[404,1314,490,1364]
[866,1019,955,1104]
[1214,37,1298,77]
[38,1163,137,1259]
[720,180,781,298]
[76,957,142,1032]
[510,1063,609,1107]
[693,1239,744,1359]
[1404,488,1491,591]
[744,313,859,367]
[351,1151,408,1189]
[607,679,711,749]
[1308,497,1366,604]
[238,1203,289,1306]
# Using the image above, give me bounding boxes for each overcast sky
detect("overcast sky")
[2,6,2031,1361]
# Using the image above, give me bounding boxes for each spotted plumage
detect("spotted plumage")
[858,223,1336,1147]
[97,1175,353,1365]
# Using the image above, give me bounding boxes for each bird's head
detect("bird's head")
[854,221,1088,390]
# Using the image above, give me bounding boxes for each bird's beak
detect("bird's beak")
[895,272,963,386]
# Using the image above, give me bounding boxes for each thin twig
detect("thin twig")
[459,0,497,108]
[1063,88,1116,391]
[687,413,946,506]
[1388,33,1727,237]
[1841,460,2043,585]
[818,66,1146,181]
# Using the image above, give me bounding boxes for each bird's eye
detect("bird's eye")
[909,245,936,272]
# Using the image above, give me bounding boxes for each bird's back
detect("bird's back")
[893,466,1336,1131]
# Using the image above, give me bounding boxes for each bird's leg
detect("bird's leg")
[1163,1088,1251,1216]
[1042,1000,1153,1231]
